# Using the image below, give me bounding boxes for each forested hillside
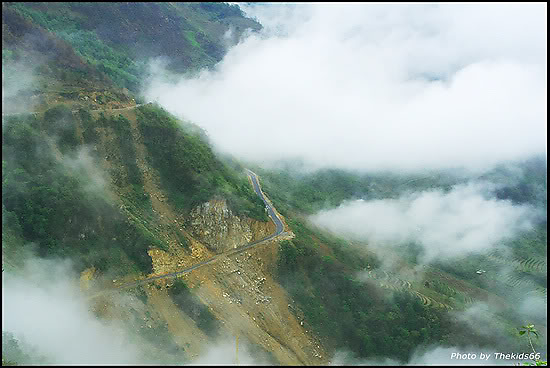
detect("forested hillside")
[257,158,547,362]
[2,2,260,113]
[2,103,266,276]
[3,4,283,364]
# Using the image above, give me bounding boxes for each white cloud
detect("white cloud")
[1,255,271,365]
[2,61,40,116]
[191,339,268,365]
[309,182,536,263]
[62,146,108,194]
[144,3,546,172]
[2,258,149,364]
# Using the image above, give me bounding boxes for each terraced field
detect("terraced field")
[362,269,454,310]
[487,250,547,274]
[485,250,547,302]
[410,291,453,310]
[501,271,541,289]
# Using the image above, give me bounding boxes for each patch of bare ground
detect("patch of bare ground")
[250,220,277,242]
[82,106,325,364]
[310,234,340,259]
[176,240,329,365]
[145,285,209,358]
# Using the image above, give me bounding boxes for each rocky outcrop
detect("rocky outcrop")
[187,198,274,253]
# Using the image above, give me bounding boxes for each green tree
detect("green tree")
[519,324,547,366]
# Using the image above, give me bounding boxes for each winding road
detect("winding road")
[91,169,286,296]
[3,105,285,296]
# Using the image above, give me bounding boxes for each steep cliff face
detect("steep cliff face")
[187,199,275,253]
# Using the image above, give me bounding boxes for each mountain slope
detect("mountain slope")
[2,100,327,364]
[3,2,260,92]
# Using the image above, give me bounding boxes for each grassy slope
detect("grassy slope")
[2,4,133,115]
[275,218,508,362]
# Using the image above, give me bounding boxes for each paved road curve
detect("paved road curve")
[90,169,285,296]
[245,169,284,236]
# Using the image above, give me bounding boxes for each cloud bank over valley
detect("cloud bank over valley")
[309,182,538,263]
[145,3,546,172]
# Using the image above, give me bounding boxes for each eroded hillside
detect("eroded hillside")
[3,3,325,362]
[2,101,329,364]
[87,106,326,365]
